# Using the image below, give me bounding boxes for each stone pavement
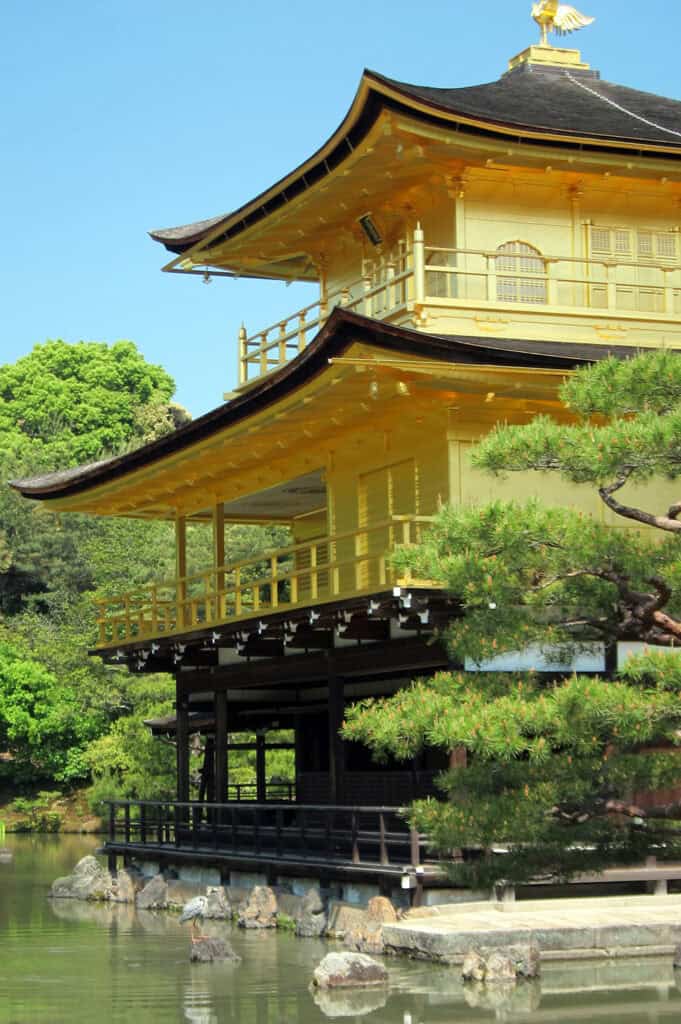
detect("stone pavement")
[382,894,681,963]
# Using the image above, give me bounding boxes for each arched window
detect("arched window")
[495,241,547,304]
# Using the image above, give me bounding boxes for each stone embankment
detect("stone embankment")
[50,856,400,949]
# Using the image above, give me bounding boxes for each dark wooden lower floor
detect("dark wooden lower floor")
[105,799,442,894]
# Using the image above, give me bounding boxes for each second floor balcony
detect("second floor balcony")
[95,515,436,650]
[237,227,681,385]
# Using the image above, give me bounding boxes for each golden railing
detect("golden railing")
[423,245,681,315]
[238,244,413,385]
[95,515,435,647]
[237,227,681,385]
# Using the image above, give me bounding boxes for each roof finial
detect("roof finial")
[531,2,595,47]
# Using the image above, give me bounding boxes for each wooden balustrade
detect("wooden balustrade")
[238,244,413,384]
[237,228,681,386]
[105,800,426,871]
[95,515,434,647]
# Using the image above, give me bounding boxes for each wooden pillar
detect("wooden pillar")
[213,503,225,619]
[175,515,187,627]
[327,655,345,804]
[214,690,228,803]
[176,681,190,804]
[256,733,267,803]
[449,747,467,770]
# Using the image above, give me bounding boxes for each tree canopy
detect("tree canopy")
[344,349,681,888]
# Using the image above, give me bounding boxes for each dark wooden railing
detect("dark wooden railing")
[106,800,426,871]
[227,782,295,802]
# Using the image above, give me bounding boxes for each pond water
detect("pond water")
[1,834,680,1023]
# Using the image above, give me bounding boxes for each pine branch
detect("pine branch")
[599,475,681,535]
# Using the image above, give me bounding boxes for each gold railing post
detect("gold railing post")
[278,322,287,366]
[546,259,557,305]
[259,333,269,377]
[486,253,497,301]
[234,567,242,617]
[238,324,247,385]
[310,545,318,600]
[386,257,396,311]
[363,270,373,316]
[413,224,425,306]
[150,586,158,635]
[663,267,675,315]
[297,311,307,353]
[606,262,617,311]
[270,556,279,609]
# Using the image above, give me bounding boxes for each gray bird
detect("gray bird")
[178,894,209,942]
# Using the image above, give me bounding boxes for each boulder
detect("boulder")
[136,873,168,910]
[204,886,230,920]
[108,868,143,904]
[344,923,384,955]
[342,896,396,954]
[50,855,112,901]
[462,950,486,983]
[238,885,278,929]
[325,901,371,940]
[508,943,541,979]
[484,951,517,983]
[312,952,389,990]
[189,937,241,963]
[166,879,204,911]
[296,887,327,938]
[366,896,397,924]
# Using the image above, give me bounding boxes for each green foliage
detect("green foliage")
[10,791,63,833]
[347,350,681,887]
[84,673,177,809]
[474,349,681,490]
[0,640,101,784]
[0,339,189,807]
[345,658,681,887]
[0,339,176,466]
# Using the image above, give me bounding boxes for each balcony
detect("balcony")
[237,228,681,384]
[95,515,435,648]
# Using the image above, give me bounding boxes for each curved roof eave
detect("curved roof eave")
[150,67,681,262]
[10,307,635,504]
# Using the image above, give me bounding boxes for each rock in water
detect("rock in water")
[297,887,327,938]
[238,885,278,929]
[0,848,12,864]
[484,951,517,983]
[136,873,168,910]
[204,885,231,920]
[508,943,541,978]
[50,855,112,901]
[312,952,388,989]
[462,950,486,982]
[189,937,241,963]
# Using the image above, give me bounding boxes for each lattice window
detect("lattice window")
[590,226,677,263]
[495,241,547,304]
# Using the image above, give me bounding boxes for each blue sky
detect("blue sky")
[2,0,678,417]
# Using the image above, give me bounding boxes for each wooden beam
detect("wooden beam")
[176,682,190,803]
[214,690,228,804]
[256,733,266,803]
[327,655,345,804]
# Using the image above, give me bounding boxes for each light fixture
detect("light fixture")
[358,213,382,247]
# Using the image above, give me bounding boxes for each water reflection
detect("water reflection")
[1,834,681,1023]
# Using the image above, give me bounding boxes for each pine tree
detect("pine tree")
[344,350,681,888]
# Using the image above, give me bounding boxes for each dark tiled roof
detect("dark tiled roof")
[10,309,646,502]
[150,65,681,254]
[377,64,681,148]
